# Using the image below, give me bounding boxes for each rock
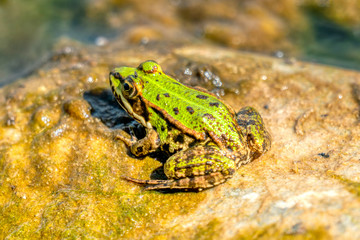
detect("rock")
[63,98,91,120]
[0,42,359,239]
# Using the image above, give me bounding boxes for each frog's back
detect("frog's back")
[142,74,243,147]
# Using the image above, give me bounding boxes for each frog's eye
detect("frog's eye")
[137,60,162,74]
[121,78,137,99]
[123,82,130,91]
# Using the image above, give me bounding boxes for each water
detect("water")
[0,0,360,86]
[301,8,360,70]
[0,0,114,86]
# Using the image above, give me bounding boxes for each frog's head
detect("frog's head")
[109,65,149,127]
[109,60,162,128]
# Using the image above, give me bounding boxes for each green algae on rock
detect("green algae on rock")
[0,42,360,239]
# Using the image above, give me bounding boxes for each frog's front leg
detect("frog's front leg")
[115,128,160,157]
[123,145,236,191]
[236,106,271,158]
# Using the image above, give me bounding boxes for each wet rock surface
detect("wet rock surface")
[0,41,360,239]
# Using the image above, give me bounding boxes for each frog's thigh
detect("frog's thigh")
[125,146,236,191]
[236,106,271,155]
[164,146,236,180]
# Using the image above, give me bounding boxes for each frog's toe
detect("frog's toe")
[121,175,170,185]
[122,175,179,190]
[114,132,137,146]
[125,172,230,191]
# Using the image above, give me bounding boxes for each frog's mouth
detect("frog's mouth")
[119,94,152,130]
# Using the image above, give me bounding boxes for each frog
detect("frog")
[109,60,271,191]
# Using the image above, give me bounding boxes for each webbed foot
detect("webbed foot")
[122,172,231,191]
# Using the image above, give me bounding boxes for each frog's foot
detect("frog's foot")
[122,176,171,186]
[122,173,231,191]
[115,128,160,157]
[114,129,137,146]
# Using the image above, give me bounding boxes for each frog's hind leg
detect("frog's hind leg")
[162,145,236,190]
[122,172,231,191]
[236,106,271,158]
[122,145,237,191]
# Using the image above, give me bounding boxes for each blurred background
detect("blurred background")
[1,0,360,86]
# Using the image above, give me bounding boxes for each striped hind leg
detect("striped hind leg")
[236,106,271,158]
[122,145,236,191]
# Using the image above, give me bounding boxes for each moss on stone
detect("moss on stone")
[330,173,360,198]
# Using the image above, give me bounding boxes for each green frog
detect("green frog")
[109,60,271,191]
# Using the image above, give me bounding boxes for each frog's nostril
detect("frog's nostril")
[110,71,122,80]
[109,71,116,79]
